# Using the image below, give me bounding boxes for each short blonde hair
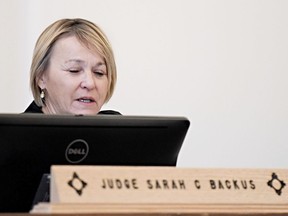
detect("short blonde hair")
[30,18,117,107]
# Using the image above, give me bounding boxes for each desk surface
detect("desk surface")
[1,213,288,216]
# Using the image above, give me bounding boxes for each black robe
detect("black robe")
[24,101,121,115]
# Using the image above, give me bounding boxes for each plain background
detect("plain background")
[0,0,287,168]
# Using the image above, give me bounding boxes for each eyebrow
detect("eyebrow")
[65,59,106,67]
[65,59,84,64]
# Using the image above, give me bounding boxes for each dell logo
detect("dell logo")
[65,139,89,163]
[68,148,86,155]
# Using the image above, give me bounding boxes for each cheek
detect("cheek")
[103,80,109,91]
[100,80,109,96]
[47,76,77,98]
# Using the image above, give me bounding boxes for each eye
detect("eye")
[65,66,82,73]
[69,69,80,73]
[94,70,106,77]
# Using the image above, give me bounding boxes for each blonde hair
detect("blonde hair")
[30,18,117,107]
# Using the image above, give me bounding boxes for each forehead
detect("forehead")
[50,35,105,62]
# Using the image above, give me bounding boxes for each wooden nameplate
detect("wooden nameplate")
[31,165,288,214]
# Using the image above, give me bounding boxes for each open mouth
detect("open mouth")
[77,98,95,103]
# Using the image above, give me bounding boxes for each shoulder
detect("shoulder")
[24,101,43,113]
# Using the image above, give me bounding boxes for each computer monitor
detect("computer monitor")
[0,113,190,212]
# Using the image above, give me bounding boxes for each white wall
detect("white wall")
[0,0,287,168]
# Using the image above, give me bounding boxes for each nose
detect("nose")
[80,70,96,90]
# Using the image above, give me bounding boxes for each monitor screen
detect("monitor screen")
[0,113,190,212]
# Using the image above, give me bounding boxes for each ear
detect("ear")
[37,73,47,89]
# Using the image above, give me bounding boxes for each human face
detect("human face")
[38,36,109,115]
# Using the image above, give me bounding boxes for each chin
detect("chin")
[71,109,99,116]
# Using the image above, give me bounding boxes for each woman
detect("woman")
[25,18,119,115]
